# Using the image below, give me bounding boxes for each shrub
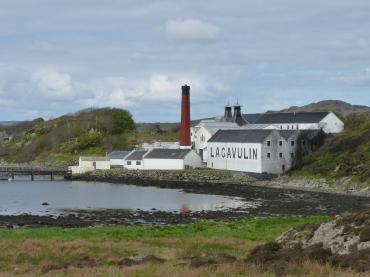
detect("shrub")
[111,109,135,134]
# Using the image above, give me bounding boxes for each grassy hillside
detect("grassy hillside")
[293,111,370,183]
[0,108,180,164]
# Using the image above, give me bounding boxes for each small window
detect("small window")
[279,141,283,146]
[279,153,283,158]
[267,140,271,146]
[267,153,271,158]
[136,161,141,165]
[291,153,294,158]
[127,161,132,165]
[292,125,294,129]
[280,125,283,129]
[287,125,290,130]
[291,140,295,146]
[296,124,299,129]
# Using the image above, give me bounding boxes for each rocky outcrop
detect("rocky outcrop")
[277,209,370,255]
[248,209,370,273]
[256,175,370,197]
[73,168,254,186]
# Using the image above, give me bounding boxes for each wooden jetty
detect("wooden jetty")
[0,166,71,181]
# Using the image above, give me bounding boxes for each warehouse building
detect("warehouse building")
[247,111,344,133]
[207,129,320,174]
[201,104,344,134]
[191,120,239,161]
[109,151,130,168]
[124,150,147,170]
[143,149,201,170]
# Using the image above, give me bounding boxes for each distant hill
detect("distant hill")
[272,100,370,116]
[0,108,136,164]
[0,121,21,126]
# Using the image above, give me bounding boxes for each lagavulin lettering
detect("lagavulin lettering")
[210,146,258,160]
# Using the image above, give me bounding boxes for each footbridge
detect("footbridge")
[0,166,71,181]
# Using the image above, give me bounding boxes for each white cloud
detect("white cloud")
[83,73,216,108]
[165,19,220,41]
[327,68,370,84]
[31,69,74,100]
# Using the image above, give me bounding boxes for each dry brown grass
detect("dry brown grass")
[0,239,365,277]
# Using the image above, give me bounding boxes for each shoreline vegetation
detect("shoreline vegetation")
[0,216,339,276]
[0,215,368,276]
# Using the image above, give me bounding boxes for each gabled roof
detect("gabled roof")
[242,124,270,130]
[109,151,130,159]
[254,112,329,124]
[203,124,240,136]
[242,113,262,124]
[125,150,147,161]
[208,129,274,143]
[144,149,192,159]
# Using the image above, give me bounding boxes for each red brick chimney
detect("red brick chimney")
[180,85,191,148]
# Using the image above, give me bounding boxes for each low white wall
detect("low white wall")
[144,159,184,170]
[125,160,144,170]
[70,166,95,175]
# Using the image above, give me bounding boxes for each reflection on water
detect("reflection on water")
[0,179,258,216]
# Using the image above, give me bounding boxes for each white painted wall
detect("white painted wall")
[319,112,344,133]
[261,131,296,174]
[207,142,262,173]
[78,158,110,170]
[110,159,126,167]
[184,151,202,168]
[143,151,201,170]
[193,127,212,160]
[125,160,144,170]
[144,159,184,170]
[69,166,95,174]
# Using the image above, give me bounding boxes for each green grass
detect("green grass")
[292,111,370,184]
[0,216,327,242]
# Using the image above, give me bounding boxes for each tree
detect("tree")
[111,109,135,134]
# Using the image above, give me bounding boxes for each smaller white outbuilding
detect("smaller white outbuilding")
[124,150,147,170]
[109,151,130,168]
[70,156,110,174]
[143,149,201,170]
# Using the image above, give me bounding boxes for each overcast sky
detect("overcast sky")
[0,0,369,122]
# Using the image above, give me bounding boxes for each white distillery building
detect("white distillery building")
[109,151,130,168]
[207,129,318,174]
[203,104,344,134]
[124,150,147,170]
[245,111,344,134]
[143,149,201,170]
[191,120,239,161]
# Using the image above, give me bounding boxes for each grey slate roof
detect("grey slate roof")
[254,112,329,124]
[109,151,130,159]
[144,149,192,159]
[125,150,147,161]
[242,114,262,124]
[208,129,274,143]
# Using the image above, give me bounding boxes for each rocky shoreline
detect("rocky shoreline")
[72,169,370,197]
